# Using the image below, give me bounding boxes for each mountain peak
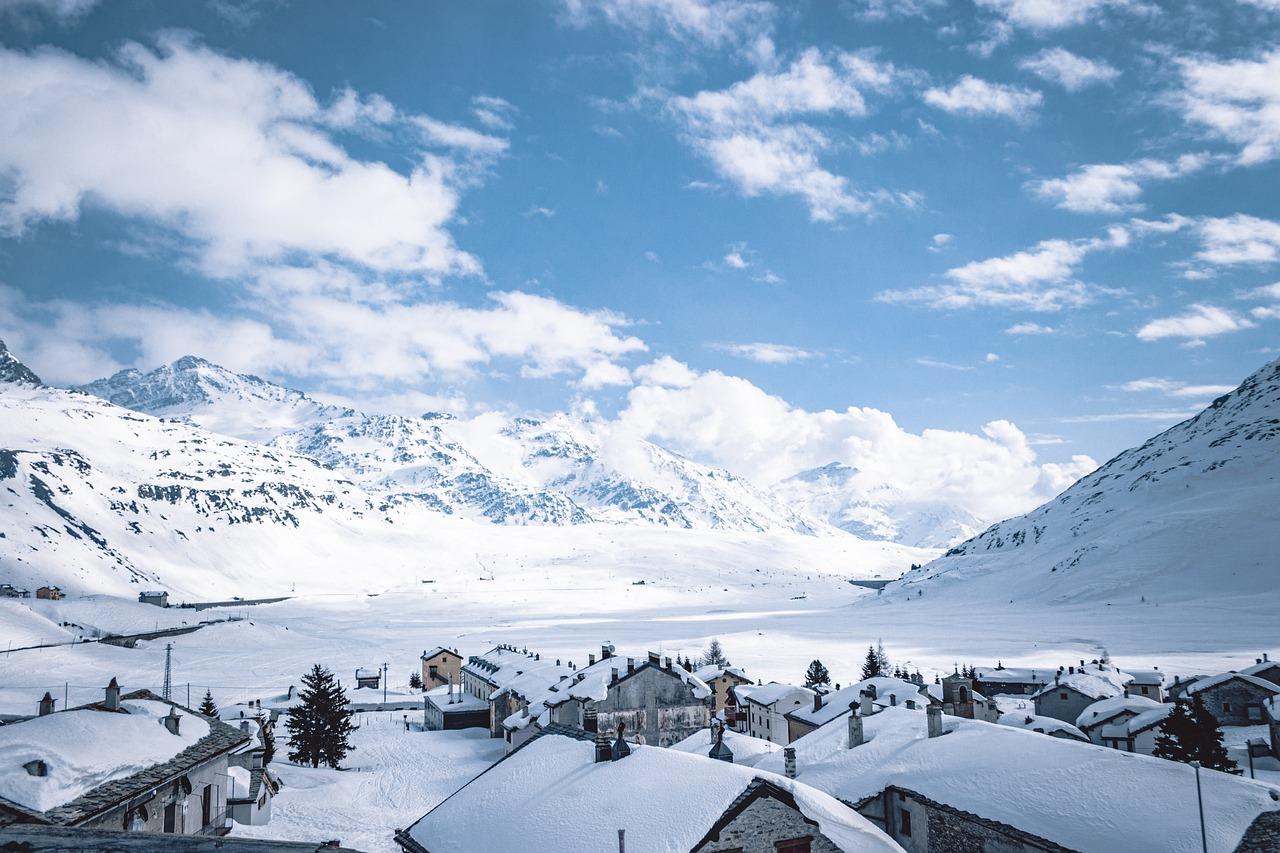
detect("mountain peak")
[0,339,43,386]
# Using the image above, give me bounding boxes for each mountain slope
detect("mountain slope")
[884,357,1280,605]
[0,339,41,386]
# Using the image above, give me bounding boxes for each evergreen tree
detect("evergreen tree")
[701,638,728,668]
[197,689,218,718]
[408,671,423,690]
[804,659,831,689]
[257,712,275,765]
[286,664,355,769]
[875,640,891,674]
[1153,701,1200,764]
[861,645,882,680]
[1190,698,1237,773]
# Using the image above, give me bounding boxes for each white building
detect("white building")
[743,683,815,746]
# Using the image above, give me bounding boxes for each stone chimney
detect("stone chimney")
[162,707,182,736]
[889,694,897,707]
[847,707,864,748]
[783,746,796,779]
[859,690,873,717]
[611,722,631,761]
[927,706,943,739]
[584,706,599,733]
[647,651,660,667]
[611,667,619,684]
[664,656,672,671]
[601,644,613,660]
[104,677,121,711]
[813,693,823,713]
[39,693,54,717]
[594,727,611,763]
[589,653,596,666]
[627,658,635,675]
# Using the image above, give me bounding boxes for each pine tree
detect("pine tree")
[701,638,728,668]
[286,664,355,769]
[257,712,275,765]
[875,640,891,674]
[197,689,218,718]
[804,659,831,689]
[1190,697,1237,773]
[408,672,423,690]
[1153,701,1199,763]
[861,645,882,681]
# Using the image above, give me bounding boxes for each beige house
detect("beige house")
[692,664,753,716]
[420,646,463,689]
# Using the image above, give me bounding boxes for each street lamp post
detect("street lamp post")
[1191,760,1207,853]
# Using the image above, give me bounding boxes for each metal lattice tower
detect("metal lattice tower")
[162,642,173,701]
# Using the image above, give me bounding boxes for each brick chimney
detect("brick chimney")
[162,707,182,736]
[927,706,943,739]
[813,693,823,713]
[783,746,796,779]
[847,706,864,748]
[104,677,121,711]
[584,706,599,733]
[39,693,54,717]
[594,727,611,763]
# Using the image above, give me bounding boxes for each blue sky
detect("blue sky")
[1,0,1279,517]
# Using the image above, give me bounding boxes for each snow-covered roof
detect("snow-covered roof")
[742,682,813,709]
[421,646,459,660]
[998,712,1087,740]
[461,647,569,701]
[0,698,211,813]
[971,666,1047,685]
[1103,703,1175,738]
[1184,672,1280,696]
[787,677,927,728]
[693,664,750,683]
[757,706,1280,853]
[670,728,782,768]
[403,733,901,852]
[1075,695,1162,730]
[1242,659,1280,678]
[1125,669,1167,686]
[1031,663,1130,701]
[425,685,487,713]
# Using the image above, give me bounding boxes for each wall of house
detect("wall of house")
[1196,681,1277,726]
[1033,687,1097,724]
[693,795,842,853]
[748,695,809,746]
[859,789,1055,853]
[975,679,1042,697]
[421,652,461,689]
[595,666,710,747]
[1127,682,1163,702]
[81,755,231,836]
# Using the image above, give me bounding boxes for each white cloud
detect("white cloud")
[713,342,816,364]
[1117,377,1237,397]
[0,0,96,20]
[523,206,557,218]
[723,251,749,269]
[1178,49,1280,165]
[879,228,1128,311]
[985,352,1001,363]
[923,75,1042,122]
[848,0,944,19]
[1019,47,1119,91]
[1031,155,1210,214]
[470,94,517,130]
[613,363,1098,523]
[1004,321,1056,335]
[670,49,903,221]
[916,357,974,371]
[633,355,699,387]
[1135,304,1257,344]
[975,0,1135,30]
[560,0,774,49]
[1194,214,1280,266]
[1059,408,1204,424]
[928,233,953,253]
[0,36,490,280]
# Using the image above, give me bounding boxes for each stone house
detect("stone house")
[0,679,250,837]
[1124,668,1167,702]
[744,683,815,746]
[137,590,169,608]
[971,666,1047,697]
[419,647,462,689]
[935,672,1000,722]
[394,726,900,853]
[1177,672,1280,726]
[512,648,713,749]
[694,664,753,717]
[1031,662,1127,723]
[1074,695,1162,744]
[1241,655,1280,691]
[34,586,63,601]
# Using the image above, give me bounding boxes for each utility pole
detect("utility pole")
[382,662,389,704]
[162,643,173,701]
[1191,761,1207,853]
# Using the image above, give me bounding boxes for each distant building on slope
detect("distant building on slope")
[34,586,63,601]
[137,590,169,608]
[0,584,30,599]
[0,678,249,837]
[419,647,462,690]
[393,726,901,853]
[354,667,381,690]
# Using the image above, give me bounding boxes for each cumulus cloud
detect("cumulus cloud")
[928,233,953,252]
[1135,304,1257,344]
[714,342,816,363]
[878,227,1129,311]
[669,49,907,221]
[923,75,1042,122]
[1178,48,1280,165]
[723,251,749,269]
[0,36,492,280]
[975,0,1135,30]
[1030,154,1211,214]
[1004,322,1056,335]
[612,361,1098,523]
[1019,47,1119,91]
[1194,214,1280,265]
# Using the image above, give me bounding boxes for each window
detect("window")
[1139,685,1150,695]
[201,783,213,827]
[776,838,812,853]
[1060,692,1068,701]
[1248,705,1263,721]
[900,809,912,836]
[163,802,177,833]
[1223,702,1232,714]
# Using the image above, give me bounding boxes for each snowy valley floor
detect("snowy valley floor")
[1,565,1277,849]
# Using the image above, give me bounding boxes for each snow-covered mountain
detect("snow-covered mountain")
[774,462,983,548]
[0,339,41,386]
[74,356,817,534]
[884,357,1280,606]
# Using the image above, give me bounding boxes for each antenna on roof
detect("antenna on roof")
[162,643,173,701]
